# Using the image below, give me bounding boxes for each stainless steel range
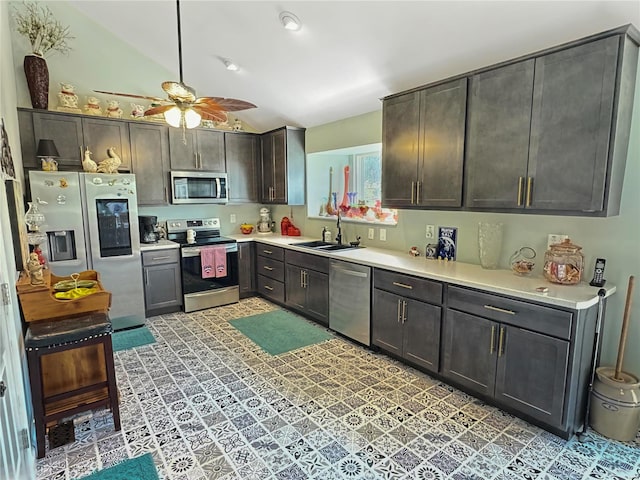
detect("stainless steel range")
[166,218,239,312]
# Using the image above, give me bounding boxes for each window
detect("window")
[306,143,397,225]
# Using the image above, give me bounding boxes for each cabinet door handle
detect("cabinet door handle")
[145,270,149,285]
[397,299,402,323]
[304,271,308,288]
[300,270,304,288]
[393,281,413,290]
[263,250,273,255]
[264,285,274,291]
[151,256,171,261]
[416,181,421,204]
[410,181,415,204]
[526,177,533,207]
[517,177,524,206]
[483,304,516,315]
[401,300,407,324]
[489,325,496,353]
[263,265,273,271]
[498,326,506,357]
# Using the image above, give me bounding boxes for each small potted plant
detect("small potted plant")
[13,1,74,109]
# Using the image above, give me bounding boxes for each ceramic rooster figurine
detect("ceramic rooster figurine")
[82,148,98,172]
[96,147,121,174]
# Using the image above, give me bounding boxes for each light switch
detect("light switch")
[368,228,374,240]
[380,229,386,241]
[230,214,237,224]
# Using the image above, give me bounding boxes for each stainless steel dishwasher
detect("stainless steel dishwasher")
[329,259,371,346]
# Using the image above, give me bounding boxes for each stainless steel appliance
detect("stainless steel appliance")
[166,218,239,312]
[28,171,145,330]
[139,215,159,243]
[170,171,228,204]
[329,259,371,345]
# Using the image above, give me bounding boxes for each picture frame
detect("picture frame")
[5,179,29,272]
[1,118,16,179]
[437,226,458,261]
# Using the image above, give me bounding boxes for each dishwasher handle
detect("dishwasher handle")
[333,266,369,278]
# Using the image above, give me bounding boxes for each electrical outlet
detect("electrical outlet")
[426,224,435,239]
[380,229,387,241]
[547,234,568,249]
[230,214,237,224]
[368,228,374,240]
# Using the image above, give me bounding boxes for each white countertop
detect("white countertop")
[140,239,180,251]
[229,233,615,310]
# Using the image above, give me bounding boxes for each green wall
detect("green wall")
[305,91,640,377]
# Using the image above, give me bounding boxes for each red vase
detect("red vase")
[23,54,49,110]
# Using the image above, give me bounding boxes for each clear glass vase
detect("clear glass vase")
[478,222,504,269]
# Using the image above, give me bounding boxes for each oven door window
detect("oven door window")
[181,247,238,294]
[95,199,132,257]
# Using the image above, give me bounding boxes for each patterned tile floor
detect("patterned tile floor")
[36,297,640,480]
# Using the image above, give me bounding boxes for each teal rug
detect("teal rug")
[230,310,333,355]
[111,326,156,352]
[76,453,158,479]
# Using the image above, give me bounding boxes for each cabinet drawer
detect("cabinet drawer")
[257,274,285,303]
[142,249,180,266]
[374,269,443,304]
[256,243,285,261]
[285,250,329,273]
[448,286,573,339]
[256,256,284,282]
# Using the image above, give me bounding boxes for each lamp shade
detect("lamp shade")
[36,139,59,158]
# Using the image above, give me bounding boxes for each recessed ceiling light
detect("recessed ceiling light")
[279,11,301,31]
[223,59,239,71]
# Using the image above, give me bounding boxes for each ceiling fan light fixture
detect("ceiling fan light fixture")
[164,105,202,129]
[279,11,302,31]
[164,106,182,128]
[184,108,202,129]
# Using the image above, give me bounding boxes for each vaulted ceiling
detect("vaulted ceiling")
[65,1,639,132]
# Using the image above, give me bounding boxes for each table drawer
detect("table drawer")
[448,285,573,339]
[257,274,285,304]
[257,256,285,282]
[256,243,284,261]
[285,250,329,273]
[142,249,180,266]
[374,269,443,305]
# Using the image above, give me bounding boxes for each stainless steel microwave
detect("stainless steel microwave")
[170,171,228,204]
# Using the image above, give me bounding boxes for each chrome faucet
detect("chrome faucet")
[335,211,343,245]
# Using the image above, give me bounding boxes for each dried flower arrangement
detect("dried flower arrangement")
[13,1,74,57]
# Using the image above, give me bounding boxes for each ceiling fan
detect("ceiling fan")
[94,0,256,131]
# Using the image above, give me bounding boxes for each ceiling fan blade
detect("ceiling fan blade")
[144,105,175,117]
[162,81,196,102]
[93,90,167,103]
[193,106,228,123]
[197,96,257,112]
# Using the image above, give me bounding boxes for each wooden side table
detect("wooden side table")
[25,312,120,458]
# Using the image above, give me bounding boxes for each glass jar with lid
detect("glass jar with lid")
[543,238,584,285]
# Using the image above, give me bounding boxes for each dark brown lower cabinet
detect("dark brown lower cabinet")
[372,289,441,373]
[442,309,569,426]
[284,251,329,326]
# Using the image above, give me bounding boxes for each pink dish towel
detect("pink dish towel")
[200,247,216,279]
[213,246,227,278]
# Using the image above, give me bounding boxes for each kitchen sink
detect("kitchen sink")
[290,240,362,251]
[290,240,332,248]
